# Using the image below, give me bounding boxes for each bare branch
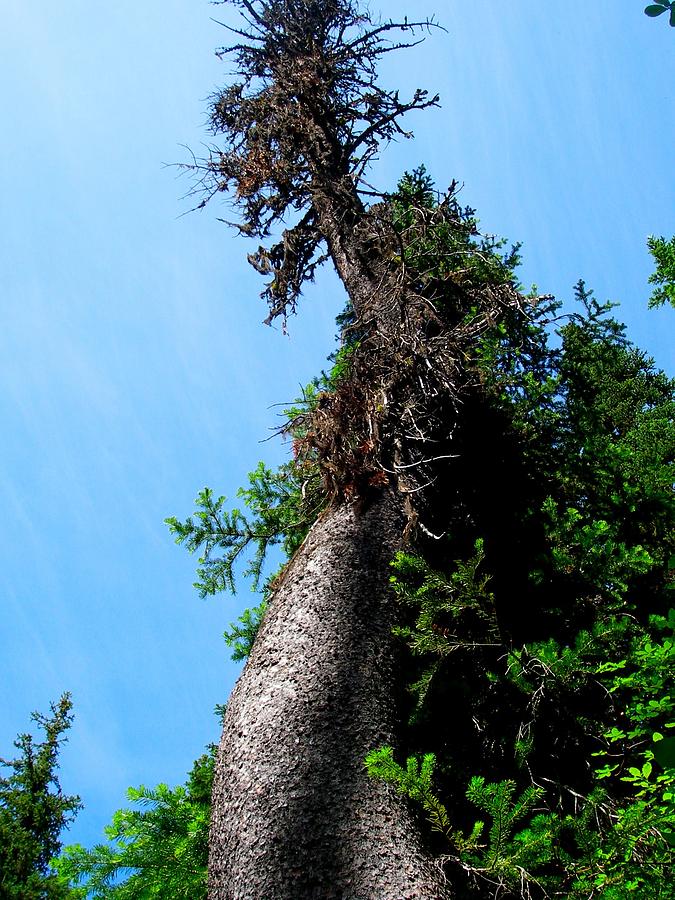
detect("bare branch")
[348,91,440,154]
[211,18,265,43]
[187,0,444,322]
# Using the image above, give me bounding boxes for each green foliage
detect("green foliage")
[463,776,550,885]
[392,167,522,298]
[223,599,268,661]
[539,498,655,601]
[56,751,214,899]
[389,541,500,715]
[0,694,81,899]
[364,747,481,851]
[167,383,328,660]
[369,261,675,893]
[367,739,675,896]
[365,748,557,895]
[645,1,675,27]
[501,609,675,894]
[555,282,675,527]
[166,458,318,598]
[390,540,498,651]
[647,235,675,308]
[167,323,364,662]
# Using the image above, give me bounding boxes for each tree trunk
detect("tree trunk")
[208,492,449,899]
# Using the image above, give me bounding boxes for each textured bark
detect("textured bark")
[209,492,449,899]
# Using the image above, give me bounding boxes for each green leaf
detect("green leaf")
[645,3,669,14]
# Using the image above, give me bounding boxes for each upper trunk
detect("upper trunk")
[310,180,405,335]
[209,492,450,899]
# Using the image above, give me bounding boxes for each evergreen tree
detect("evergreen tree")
[365,266,675,896]
[176,1,532,897]
[178,175,675,896]
[0,694,81,899]
[172,1,674,896]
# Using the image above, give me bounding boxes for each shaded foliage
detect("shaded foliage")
[363,219,675,895]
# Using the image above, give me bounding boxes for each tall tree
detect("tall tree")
[184,1,530,896]
[0,694,81,899]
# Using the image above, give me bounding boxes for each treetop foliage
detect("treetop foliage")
[0,694,81,899]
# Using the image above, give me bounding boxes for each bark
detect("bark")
[209,492,450,899]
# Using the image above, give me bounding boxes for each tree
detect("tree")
[179,1,532,897]
[0,693,81,899]
[176,1,675,896]
[180,184,675,895]
[56,750,213,899]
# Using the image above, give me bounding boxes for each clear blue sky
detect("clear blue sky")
[1,1,673,852]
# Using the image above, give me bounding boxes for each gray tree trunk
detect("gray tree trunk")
[208,492,450,899]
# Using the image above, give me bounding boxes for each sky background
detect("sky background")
[1,0,673,853]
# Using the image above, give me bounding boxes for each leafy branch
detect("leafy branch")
[364,747,481,851]
[647,235,675,308]
[166,460,321,598]
[365,747,554,895]
[56,752,214,898]
[645,2,675,27]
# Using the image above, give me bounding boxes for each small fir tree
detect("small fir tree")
[0,694,81,899]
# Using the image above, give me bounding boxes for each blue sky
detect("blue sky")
[0,1,673,852]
